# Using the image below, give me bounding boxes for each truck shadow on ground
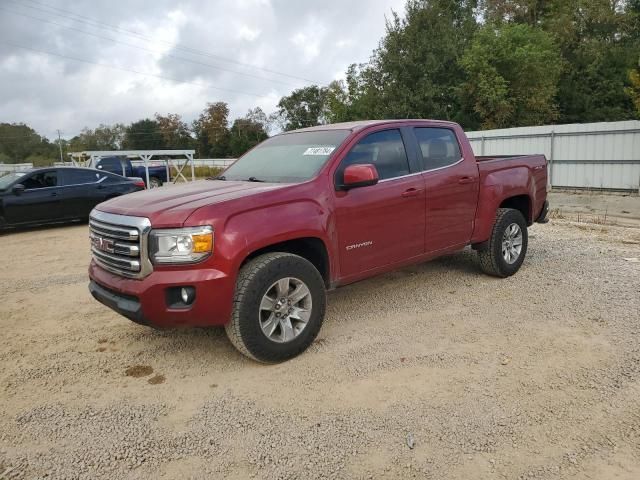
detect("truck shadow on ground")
[120,249,484,362]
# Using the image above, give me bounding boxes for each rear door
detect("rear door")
[412,127,479,253]
[4,170,63,224]
[333,128,426,279]
[59,169,106,218]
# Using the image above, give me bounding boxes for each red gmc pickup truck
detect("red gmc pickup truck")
[88,120,549,362]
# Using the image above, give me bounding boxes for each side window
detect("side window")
[97,158,120,170]
[414,128,462,171]
[22,171,58,189]
[62,169,101,186]
[338,129,410,182]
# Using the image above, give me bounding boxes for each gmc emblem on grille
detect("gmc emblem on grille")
[91,235,115,253]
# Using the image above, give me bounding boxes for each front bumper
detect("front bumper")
[88,260,235,328]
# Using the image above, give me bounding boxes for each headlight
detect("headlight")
[149,226,213,264]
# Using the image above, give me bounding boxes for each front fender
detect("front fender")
[217,198,334,278]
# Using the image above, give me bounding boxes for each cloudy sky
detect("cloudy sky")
[0,0,407,140]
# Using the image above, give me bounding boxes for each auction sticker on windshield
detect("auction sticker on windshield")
[303,147,335,156]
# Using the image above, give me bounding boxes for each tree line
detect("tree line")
[278,0,640,131]
[1,0,639,165]
[0,104,270,165]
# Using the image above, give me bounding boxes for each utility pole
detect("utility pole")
[57,129,64,164]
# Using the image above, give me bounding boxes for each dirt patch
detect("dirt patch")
[148,374,166,385]
[124,365,153,378]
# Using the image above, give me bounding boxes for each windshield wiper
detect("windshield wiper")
[247,176,266,182]
[208,175,226,181]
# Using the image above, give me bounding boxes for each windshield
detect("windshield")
[221,130,350,183]
[0,172,26,190]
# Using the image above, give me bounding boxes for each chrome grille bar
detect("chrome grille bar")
[91,247,141,272]
[89,220,139,241]
[89,210,152,279]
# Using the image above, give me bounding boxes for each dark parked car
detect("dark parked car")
[95,156,170,188]
[0,167,145,229]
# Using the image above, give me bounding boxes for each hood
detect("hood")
[96,180,290,226]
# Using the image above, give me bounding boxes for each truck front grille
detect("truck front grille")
[89,210,152,279]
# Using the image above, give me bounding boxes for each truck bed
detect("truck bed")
[475,155,541,163]
[474,153,548,231]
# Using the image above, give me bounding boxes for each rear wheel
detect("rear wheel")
[478,208,528,277]
[225,252,326,363]
[148,177,162,188]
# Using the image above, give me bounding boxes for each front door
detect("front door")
[4,170,63,224]
[334,129,426,279]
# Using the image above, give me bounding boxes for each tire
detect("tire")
[148,177,162,188]
[478,208,528,278]
[225,252,326,363]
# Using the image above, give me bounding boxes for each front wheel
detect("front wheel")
[477,208,528,278]
[225,252,326,363]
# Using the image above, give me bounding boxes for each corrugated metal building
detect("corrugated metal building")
[466,121,640,192]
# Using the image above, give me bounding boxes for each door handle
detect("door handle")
[533,165,545,171]
[401,188,421,198]
[458,176,475,185]
[50,191,58,197]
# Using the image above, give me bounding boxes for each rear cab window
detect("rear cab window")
[414,128,462,171]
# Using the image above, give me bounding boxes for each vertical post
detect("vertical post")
[143,155,151,188]
[165,158,170,185]
[548,130,555,190]
[188,153,195,181]
[57,130,64,164]
[481,136,486,156]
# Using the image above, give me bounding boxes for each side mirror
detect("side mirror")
[12,184,25,196]
[339,164,379,190]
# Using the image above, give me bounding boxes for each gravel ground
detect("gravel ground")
[1,218,639,479]
[549,191,640,228]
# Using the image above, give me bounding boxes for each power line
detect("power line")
[10,0,320,84]
[0,6,302,89]
[2,41,276,99]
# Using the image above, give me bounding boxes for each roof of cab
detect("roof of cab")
[286,119,458,134]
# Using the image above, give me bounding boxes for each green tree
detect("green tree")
[229,108,270,157]
[628,62,640,116]
[480,0,640,123]
[69,124,125,152]
[275,86,328,131]
[343,0,478,124]
[192,102,231,157]
[154,113,194,149]
[548,0,638,122]
[480,0,549,25]
[0,123,57,163]
[460,24,562,128]
[123,119,164,150]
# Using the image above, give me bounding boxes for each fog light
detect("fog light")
[180,287,195,305]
